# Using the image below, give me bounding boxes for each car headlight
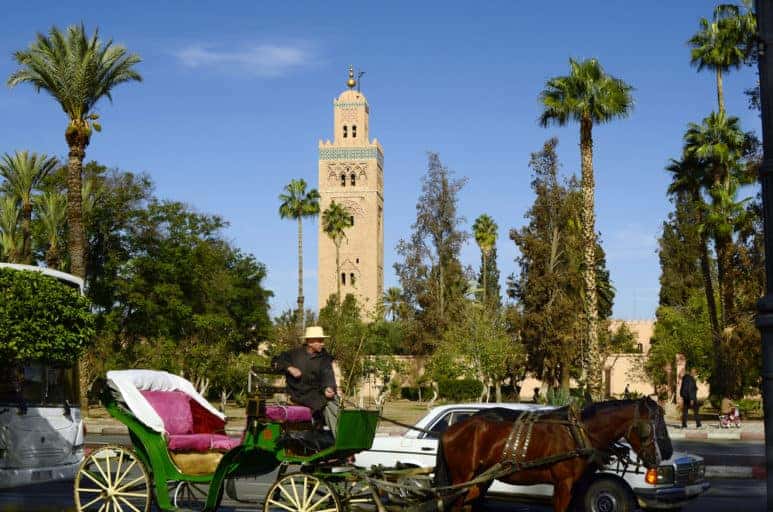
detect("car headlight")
[645,465,674,485]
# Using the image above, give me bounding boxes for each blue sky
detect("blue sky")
[0,1,760,319]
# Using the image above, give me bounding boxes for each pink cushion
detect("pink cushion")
[140,390,194,435]
[167,433,241,452]
[265,405,313,423]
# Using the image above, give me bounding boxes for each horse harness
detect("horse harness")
[500,405,601,471]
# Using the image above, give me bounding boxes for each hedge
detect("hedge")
[438,379,483,401]
[0,267,95,366]
[400,386,434,401]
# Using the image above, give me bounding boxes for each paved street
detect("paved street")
[0,477,765,511]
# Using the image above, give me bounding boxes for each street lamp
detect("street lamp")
[754,1,773,509]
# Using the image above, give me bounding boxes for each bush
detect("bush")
[737,398,762,418]
[548,387,573,406]
[438,379,483,401]
[0,267,95,366]
[400,386,433,401]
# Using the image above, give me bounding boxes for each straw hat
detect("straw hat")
[303,325,329,340]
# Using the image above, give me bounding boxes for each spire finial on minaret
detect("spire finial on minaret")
[347,65,356,89]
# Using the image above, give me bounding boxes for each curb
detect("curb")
[706,465,767,480]
[666,429,763,441]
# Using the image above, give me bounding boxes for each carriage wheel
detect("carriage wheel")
[74,445,151,512]
[264,472,341,512]
[172,481,209,510]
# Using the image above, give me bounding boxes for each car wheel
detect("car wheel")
[582,478,636,512]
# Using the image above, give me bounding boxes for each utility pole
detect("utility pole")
[754,1,773,509]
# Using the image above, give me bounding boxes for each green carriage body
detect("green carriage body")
[93,383,379,511]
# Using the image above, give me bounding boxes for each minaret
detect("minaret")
[318,66,384,314]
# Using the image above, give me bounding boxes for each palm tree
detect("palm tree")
[539,58,633,399]
[8,24,142,278]
[382,286,403,321]
[321,201,353,304]
[34,189,67,269]
[0,151,58,264]
[689,3,756,114]
[472,214,498,303]
[684,111,746,326]
[0,195,22,263]
[665,155,722,372]
[279,179,320,331]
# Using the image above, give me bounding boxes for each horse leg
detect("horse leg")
[552,478,574,512]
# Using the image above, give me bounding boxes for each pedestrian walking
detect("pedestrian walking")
[679,367,701,428]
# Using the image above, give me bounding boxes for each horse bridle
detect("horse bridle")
[626,398,660,450]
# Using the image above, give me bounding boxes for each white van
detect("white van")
[0,263,86,488]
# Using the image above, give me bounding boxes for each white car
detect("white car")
[355,403,710,512]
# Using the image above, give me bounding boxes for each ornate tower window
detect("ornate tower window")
[350,215,355,226]
[341,273,346,285]
[343,125,348,138]
[352,125,357,138]
[350,173,356,186]
[340,173,346,187]
[350,273,356,286]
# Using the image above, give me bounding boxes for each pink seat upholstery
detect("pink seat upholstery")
[140,390,194,434]
[265,405,313,423]
[167,433,241,452]
[140,389,241,453]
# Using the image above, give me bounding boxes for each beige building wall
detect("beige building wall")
[318,68,384,313]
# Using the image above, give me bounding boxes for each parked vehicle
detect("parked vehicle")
[0,263,86,488]
[355,402,710,511]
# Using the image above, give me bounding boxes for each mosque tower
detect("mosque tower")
[317,66,384,313]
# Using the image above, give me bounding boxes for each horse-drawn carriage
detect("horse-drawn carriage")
[73,368,671,512]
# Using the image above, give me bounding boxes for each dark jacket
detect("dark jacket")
[275,346,336,412]
[680,374,698,401]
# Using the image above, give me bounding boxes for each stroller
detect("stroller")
[718,398,741,428]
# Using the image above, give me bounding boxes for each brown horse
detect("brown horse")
[434,397,672,512]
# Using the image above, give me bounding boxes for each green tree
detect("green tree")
[689,2,757,114]
[318,293,366,396]
[510,138,582,390]
[278,179,320,332]
[394,153,469,352]
[9,24,142,278]
[382,286,404,321]
[0,195,21,263]
[34,189,67,269]
[664,155,720,343]
[321,201,353,304]
[539,58,633,399]
[0,151,57,264]
[684,112,748,328]
[472,213,498,305]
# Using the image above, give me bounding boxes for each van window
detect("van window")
[0,363,79,406]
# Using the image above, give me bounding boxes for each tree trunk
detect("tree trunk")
[716,68,725,115]
[579,118,602,400]
[495,381,502,403]
[335,240,341,304]
[482,250,488,304]
[297,217,305,334]
[22,201,32,264]
[68,140,89,414]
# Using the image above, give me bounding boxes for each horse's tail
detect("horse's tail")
[434,434,451,488]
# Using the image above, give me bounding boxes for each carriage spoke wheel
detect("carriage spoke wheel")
[74,445,151,512]
[264,473,341,512]
[172,481,209,511]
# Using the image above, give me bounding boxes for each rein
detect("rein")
[500,405,606,471]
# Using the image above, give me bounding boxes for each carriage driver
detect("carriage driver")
[275,326,340,436]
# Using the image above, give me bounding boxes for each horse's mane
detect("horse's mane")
[580,398,652,421]
[472,406,572,423]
